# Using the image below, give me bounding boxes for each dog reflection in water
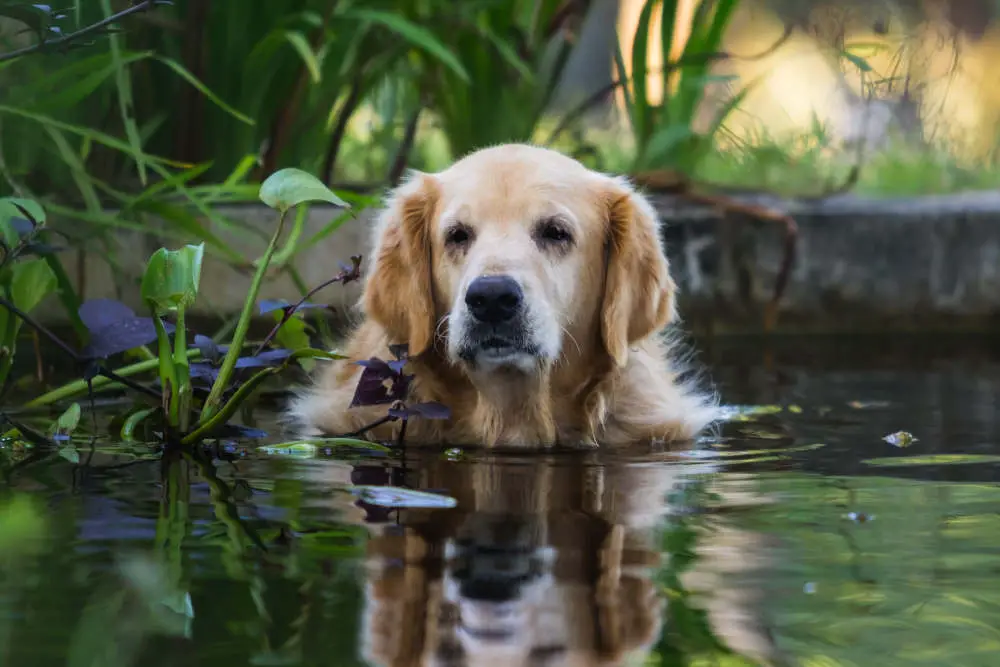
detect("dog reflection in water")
[354,453,695,667]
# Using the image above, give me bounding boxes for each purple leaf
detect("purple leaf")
[83,317,173,359]
[235,348,292,368]
[78,299,135,333]
[354,357,395,379]
[9,217,33,237]
[387,359,406,373]
[188,362,219,382]
[258,299,291,315]
[350,366,411,407]
[193,334,221,364]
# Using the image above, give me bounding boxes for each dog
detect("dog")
[288,144,719,448]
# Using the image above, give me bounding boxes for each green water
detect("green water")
[1,336,998,667]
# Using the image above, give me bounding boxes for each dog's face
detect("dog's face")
[364,144,677,377]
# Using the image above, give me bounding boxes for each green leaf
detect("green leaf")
[0,197,46,225]
[100,0,147,185]
[283,30,322,83]
[642,124,697,168]
[259,168,349,213]
[52,403,82,438]
[11,258,57,315]
[153,56,255,126]
[140,244,205,314]
[345,9,469,83]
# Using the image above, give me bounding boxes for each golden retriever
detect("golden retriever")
[288,143,718,448]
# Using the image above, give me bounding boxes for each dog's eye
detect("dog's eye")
[444,225,473,247]
[535,218,572,245]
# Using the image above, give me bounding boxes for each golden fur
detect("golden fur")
[287,144,718,448]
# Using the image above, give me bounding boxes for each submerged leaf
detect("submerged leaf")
[259,168,349,213]
[353,485,457,509]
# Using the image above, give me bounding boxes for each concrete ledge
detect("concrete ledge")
[34,189,1000,335]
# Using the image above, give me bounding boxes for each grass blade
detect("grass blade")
[99,0,146,186]
[345,9,469,82]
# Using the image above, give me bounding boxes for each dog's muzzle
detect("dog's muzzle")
[458,274,538,365]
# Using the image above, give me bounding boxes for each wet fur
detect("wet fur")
[286,144,720,448]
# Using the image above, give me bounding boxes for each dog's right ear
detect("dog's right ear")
[363,173,440,357]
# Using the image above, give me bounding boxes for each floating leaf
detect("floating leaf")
[258,168,349,213]
[849,400,891,409]
[353,486,457,509]
[259,442,318,458]
[882,431,918,447]
[863,454,1000,467]
[140,243,205,314]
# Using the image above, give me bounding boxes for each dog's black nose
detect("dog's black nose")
[465,275,523,323]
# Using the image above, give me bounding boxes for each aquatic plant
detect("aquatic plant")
[0,169,449,453]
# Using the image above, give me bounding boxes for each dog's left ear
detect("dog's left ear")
[600,177,677,367]
[363,173,440,357]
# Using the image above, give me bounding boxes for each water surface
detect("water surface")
[1,335,998,667]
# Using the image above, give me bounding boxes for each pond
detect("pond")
[1,334,998,667]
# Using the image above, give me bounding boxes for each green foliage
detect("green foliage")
[622,0,746,174]
[414,0,581,158]
[140,244,205,315]
[258,167,349,213]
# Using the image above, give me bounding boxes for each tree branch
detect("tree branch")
[0,0,171,64]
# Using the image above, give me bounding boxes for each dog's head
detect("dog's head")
[363,144,676,376]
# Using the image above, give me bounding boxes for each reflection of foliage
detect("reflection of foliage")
[0,443,370,666]
[652,475,754,666]
[736,472,1000,667]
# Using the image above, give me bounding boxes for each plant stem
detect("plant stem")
[152,312,178,426]
[200,209,289,421]
[252,255,360,356]
[0,0,169,63]
[24,348,205,408]
[173,307,192,432]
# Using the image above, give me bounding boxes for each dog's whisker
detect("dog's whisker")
[560,325,582,357]
[434,315,450,345]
